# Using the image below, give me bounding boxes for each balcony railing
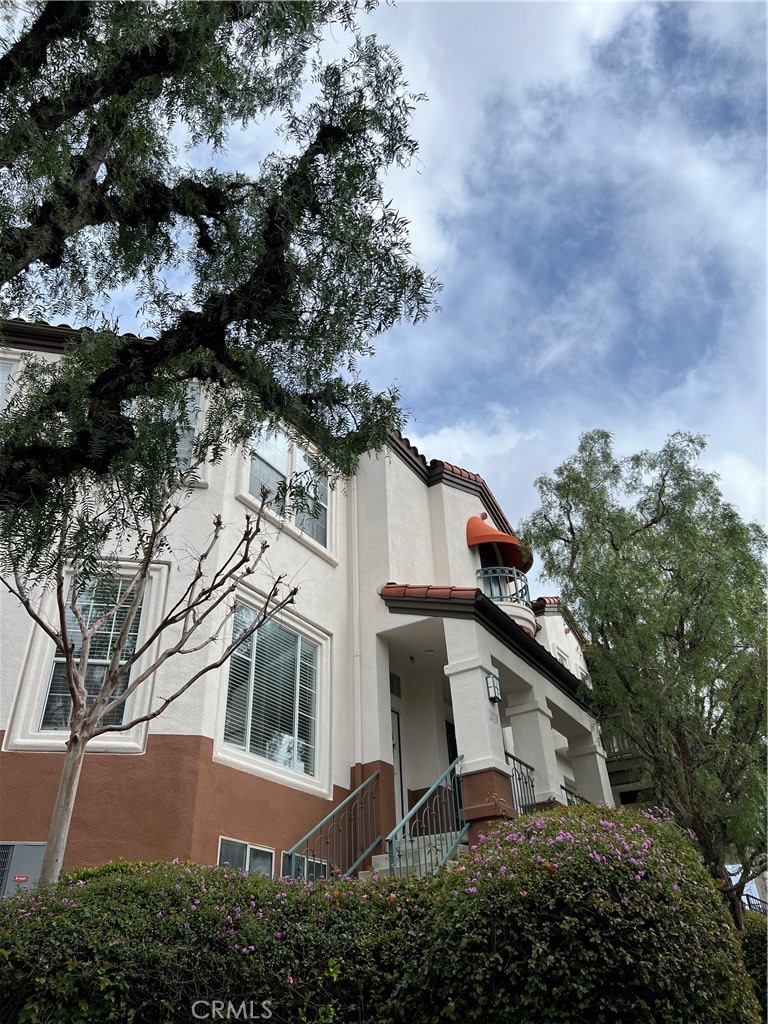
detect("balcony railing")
[477,566,531,607]
[745,894,768,916]
[561,785,590,807]
[283,770,380,879]
[505,751,536,814]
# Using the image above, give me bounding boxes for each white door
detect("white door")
[391,709,404,824]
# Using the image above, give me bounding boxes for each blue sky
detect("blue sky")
[355,1,765,593]
[85,2,765,594]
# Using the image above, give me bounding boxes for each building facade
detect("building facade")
[0,321,613,888]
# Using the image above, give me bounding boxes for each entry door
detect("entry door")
[391,709,405,824]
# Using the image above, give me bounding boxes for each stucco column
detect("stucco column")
[567,732,613,806]
[443,619,512,835]
[505,695,561,804]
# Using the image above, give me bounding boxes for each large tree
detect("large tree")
[0,1,436,883]
[0,0,437,541]
[521,430,766,928]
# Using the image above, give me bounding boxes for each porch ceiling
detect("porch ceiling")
[380,617,447,672]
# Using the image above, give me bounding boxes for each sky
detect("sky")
[34,1,764,596]
[344,0,766,595]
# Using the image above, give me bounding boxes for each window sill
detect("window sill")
[2,730,146,754]
[214,744,331,798]
[235,490,339,567]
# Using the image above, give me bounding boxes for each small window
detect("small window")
[281,852,328,881]
[175,386,202,471]
[250,429,291,510]
[248,427,330,547]
[294,448,328,547]
[0,359,13,411]
[40,579,143,731]
[389,673,401,698]
[218,837,274,876]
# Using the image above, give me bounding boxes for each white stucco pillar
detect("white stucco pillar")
[754,871,768,904]
[442,618,513,833]
[443,657,509,774]
[505,695,561,804]
[567,732,614,806]
[442,618,508,775]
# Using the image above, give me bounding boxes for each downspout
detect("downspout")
[347,474,364,789]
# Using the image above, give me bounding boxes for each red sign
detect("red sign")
[12,875,29,883]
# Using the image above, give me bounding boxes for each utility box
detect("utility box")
[0,842,46,897]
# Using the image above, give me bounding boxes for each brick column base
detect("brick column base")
[460,767,518,845]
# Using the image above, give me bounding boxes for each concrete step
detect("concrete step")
[362,835,469,881]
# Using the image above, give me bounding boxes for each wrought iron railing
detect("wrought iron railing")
[476,566,531,607]
[561,785,590,807]
[283,770,380,880]
[745,893,768,916]
[386,755,468,877]
[505,751,536,814]
[602,714,642,758]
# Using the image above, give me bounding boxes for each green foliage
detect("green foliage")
[0,0,439,570]
[740,911,768,1018]
[0,808,761,1023]
[521,430,767,917]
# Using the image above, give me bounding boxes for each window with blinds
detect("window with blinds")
[249,429,290,511]
[224,605,318,777]
[174,385,201,471]
[0,359,13,411]
[40,580,143,731]
[248,428,329,547]
[294,447,328,547]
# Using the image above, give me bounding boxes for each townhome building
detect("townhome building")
[0,320,613,893]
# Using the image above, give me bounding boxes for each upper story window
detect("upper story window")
[224,604,318,777]
[0,359,14,410]
[40,579,143,731]
[249,428,329,548]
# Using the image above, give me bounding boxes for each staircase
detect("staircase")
[282,770,381,880]
[359,833,469,880]
[365,755,469,881]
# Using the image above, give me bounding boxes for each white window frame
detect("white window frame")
[280,851,328,881]
[39,577,145,732]
[217,836,275,877]
[223,603,318,776]
[213,588,331,797]
[2,561,169,754]
[237,427,336,563]
[0,357,16,411]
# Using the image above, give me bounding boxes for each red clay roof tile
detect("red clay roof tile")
[379,583,481,601]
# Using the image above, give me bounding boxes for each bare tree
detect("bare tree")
[1,487,297,886]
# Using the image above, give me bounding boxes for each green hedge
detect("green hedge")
[0,806,760,1023]
[740,910,767,1018]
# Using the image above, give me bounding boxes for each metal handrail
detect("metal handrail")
[283,770,380,879]
[476,566,531,607]
[561,784,590,807]
[745,894,768,916]
[505,750,536,814]
[386,755,468,877]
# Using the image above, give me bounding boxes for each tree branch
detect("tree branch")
[1,2,261,170]
[0,121,356,506]
[0,1,93,95]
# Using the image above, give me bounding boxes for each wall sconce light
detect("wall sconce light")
[485,674,501,704]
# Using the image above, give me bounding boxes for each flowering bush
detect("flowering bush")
[0,807,759,1023]
[740,911,767,1018]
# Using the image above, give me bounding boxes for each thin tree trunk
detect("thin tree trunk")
[38,732,88,886]
[725,878,746,931]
